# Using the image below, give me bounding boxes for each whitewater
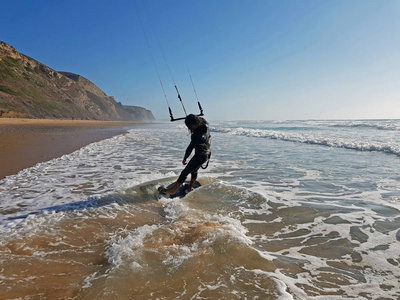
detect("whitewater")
[0,119,399,299]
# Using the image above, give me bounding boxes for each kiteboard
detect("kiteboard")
[158,181,201,199]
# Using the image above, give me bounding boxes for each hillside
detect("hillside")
[0,42,155,121]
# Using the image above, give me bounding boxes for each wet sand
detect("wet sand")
[0,118,142,180]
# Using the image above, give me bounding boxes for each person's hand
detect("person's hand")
[182,159,187,165]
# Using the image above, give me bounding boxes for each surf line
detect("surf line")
[137,1,205,122]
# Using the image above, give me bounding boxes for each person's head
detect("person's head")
[185,114,207,132]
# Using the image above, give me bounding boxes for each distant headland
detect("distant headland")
[0,41,155,122]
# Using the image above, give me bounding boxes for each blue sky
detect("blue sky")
[1,0,399,121]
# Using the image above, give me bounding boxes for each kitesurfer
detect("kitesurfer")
[160,114,211,195]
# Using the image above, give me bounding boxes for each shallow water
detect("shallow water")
[0,120,399,299]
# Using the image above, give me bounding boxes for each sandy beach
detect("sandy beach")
[0,118,140,180]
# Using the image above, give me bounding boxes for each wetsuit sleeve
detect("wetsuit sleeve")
[183,141,195,160]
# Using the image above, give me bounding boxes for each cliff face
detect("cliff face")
[0,42,155,121]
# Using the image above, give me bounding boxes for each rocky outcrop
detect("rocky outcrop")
[0,41,155,121]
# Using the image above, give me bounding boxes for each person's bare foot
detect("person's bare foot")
[159,182,181,195]
[160,188,175,195]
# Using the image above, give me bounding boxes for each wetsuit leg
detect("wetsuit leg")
[177,154,207,184]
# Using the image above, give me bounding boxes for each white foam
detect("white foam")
[105,196,254,274]
[211,126,400,156]
[0,126,190,228]
[106,224,159,268]
[303,119,400,131]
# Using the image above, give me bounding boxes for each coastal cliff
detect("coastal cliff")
[0,42,155,122]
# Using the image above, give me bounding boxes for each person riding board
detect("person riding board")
[160,114,211,195]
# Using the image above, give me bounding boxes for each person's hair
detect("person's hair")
[185,114,207,132]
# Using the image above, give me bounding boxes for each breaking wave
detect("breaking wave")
[211,126,400,156]
[303,120,400,131]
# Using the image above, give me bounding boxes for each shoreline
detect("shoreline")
[0,118,145,180]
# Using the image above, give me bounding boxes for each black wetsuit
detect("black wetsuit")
[177,124,211,184]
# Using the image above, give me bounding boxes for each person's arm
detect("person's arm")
[183,141,194,162]
[183,127,204,162]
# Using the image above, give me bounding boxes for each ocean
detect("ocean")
[0,119,399,299]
